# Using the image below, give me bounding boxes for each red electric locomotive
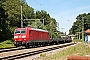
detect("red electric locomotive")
[14,27,50,47]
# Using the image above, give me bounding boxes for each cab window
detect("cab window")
[21,30,26,34]
[15,30,20,34]
[15,29,26,34]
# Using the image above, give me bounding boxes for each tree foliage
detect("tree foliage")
[69,13,90,37]
[0,0,11,42]
[0,0,58,42]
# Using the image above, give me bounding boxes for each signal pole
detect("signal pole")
[43,19,44,29]
[50,21,53,39]
[77,17,84,40]
[21,6,23,28]
[56,22,59,38]
[82,17,84,40]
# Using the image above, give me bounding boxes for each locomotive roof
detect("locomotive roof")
[31,28,48,32]
[15,27,48,32]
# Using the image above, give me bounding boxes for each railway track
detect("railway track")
[0,43,60,53]
[0,42,76,60]
[0,47,26,53]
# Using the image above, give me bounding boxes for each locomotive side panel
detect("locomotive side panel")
[44,32,48,40]
[43,32,46,40]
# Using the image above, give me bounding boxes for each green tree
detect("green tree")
[23,4,35,19]
[1,0,59,40]
[69,13,90,38]
[3,0,22,27]
[0,0,11,42]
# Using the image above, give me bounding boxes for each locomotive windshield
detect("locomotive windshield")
[21,30,26,34]
[15,30,20,34]
[15,29,26,34]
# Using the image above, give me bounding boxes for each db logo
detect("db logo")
[19,35,21,38]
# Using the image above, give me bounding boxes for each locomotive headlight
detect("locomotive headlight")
[14,36,18,38]
[22,35,26,38]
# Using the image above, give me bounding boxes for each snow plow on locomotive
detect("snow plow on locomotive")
[14,27,72,48]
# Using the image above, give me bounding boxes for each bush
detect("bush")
[0,40,14,48]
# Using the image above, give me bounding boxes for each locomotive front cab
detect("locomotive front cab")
[14,28,27,46]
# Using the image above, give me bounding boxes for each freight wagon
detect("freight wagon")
[14,27,72,48]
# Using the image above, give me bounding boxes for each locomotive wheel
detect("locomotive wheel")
[14,44,19,47]
[25,43,29,48]
[25,45,29,48]
[32,45,37,48]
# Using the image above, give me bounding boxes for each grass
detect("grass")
[40,53,46,57]
[38,40,90,60]
[0,40,14,48]
[72,39,84,42]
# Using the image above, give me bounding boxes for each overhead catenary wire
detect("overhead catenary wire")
[33,0,73,32]
[33,0,73,24]
[33,0,55,14]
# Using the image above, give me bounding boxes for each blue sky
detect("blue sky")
[26,0,90,34]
